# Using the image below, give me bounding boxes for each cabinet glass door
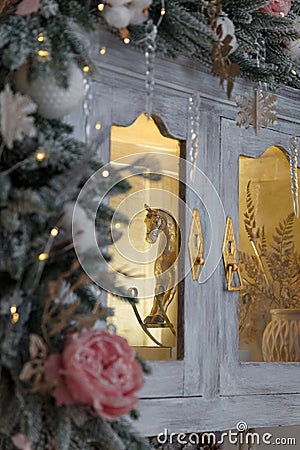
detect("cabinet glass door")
[238,145,300,362]
[106,114,182,361]
[220,118,300,395]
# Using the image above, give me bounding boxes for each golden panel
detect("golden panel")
[107,114,181,361]
[239,146,300,362]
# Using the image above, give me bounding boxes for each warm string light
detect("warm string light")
[35,150,47,162]
[123,37,131,45]
[161,7,166,16]
[279,11,285,17]
[115,222,121,229]
[99,47,106,55]
[291,69,297,76]
[11,312,19,324]
[102,170,110,178]
[83,65,90,73]
[38,32,45,42]
[50,227,59,237]
[95,121,101,130]
[98,2,105,12]
[38,252,49,261]
[10,305,19,324]
[38,49,50,58]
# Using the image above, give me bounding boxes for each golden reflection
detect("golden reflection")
[239,146,300,361]
[108,115,180,360]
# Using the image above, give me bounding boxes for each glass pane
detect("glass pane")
[107,114,181,361]
[239,146,300,362]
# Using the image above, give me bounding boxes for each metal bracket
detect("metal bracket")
[188,209,205,281]
[222,217,243,291]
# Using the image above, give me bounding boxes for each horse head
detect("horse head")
[144,204,167,244]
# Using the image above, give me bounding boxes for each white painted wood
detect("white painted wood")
[219,119,300,396]
[136,394,300,436]
[66,27,300,433]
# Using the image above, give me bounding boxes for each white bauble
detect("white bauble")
[216,16,238,55]
[107,0,130,5]
[14,63,85,120]
[129,5,149,24]
[103,5,131,29]
[130,0,152,8]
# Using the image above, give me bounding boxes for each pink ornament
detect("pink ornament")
[259,0,291,17]
[11,434,32,450]
[45,329,144,420]
[15,0,40,16]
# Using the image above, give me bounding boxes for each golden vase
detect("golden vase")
[262,309,300,362]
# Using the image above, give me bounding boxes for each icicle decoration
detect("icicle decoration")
[187,93,201,182]
[145,20,157,119]
[289,136,299,218]
[83,75,92,146]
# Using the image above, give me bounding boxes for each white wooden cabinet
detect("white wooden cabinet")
[69,31,300,437]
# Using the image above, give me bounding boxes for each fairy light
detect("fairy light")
[38,32,45,42]
[10,305,17,314]
[291,69,297,76]
[161,7,166,15]
[11,313,19,324]
[123,37,131,45]
[50,227,59,237]
[38,49,49,58]
[99,47,106,55]
[279,11,285,17]
[102,170,110,178]
[98,3,105,11]
[35,150,47,162]
[95,121,101,130]
[38,252,49,261]
[83,65,90,73]
[115,222,121,229]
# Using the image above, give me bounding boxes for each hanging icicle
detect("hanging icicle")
[145,19,157,119]
[289,136,299,218]
[187,93,201,182]
[83,74,93,146]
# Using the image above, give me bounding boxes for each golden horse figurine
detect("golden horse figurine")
[144,204,179,326]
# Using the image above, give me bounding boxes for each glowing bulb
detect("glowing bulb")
[83,65,90,73]
[123,37,130,45]
[11,312,19,324]
[102,170,110,178]
[38,253,49,261]
[38,32,45,42]
[95,122,101,130]
[279,11,285,17]
[50,227,59,237]
[98,3,105,11]
[10,305,17,314]
[99,47,106,55]
[291,69,297,75]
[115,222,121,229]
[35,150,47,161]
[161,7,166,15]
[38,49,49,58]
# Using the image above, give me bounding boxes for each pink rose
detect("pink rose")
[11,434,32,450]
[259,0,291,16]
[45,329,144,420]
[15,0,40,16]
